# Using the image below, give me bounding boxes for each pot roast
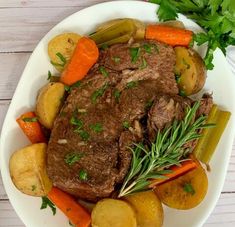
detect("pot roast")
[46,40,212,201]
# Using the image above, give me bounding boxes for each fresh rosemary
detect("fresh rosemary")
[118,102,214,197]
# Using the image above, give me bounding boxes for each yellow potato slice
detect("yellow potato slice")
[36,82,65,129]
[155,164,208,210]
[174,47,206,96]
[91,199,137,227]
[48,33,81,71]
[9,143,52,197]
[125,190,163,227]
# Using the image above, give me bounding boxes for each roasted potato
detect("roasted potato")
[48,33,81,71]
[174,47,206,96]
[125,191,163,227]
[154,163,208,210]
[9,143,52,196]
[91,199,137,227]
[36,82,65,129]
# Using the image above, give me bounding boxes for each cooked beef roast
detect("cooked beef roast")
[46,40,212,201]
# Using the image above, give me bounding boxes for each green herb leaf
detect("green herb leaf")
[70,116,83,128]
[126,81,138,89]
[99,66,109,78]
[50,52,67,67]
[142,43,152,53]
[78,169,88,181]
[65,85,71,92]
[114,89,121,102]
[183,183,195,195]
[175,73,181,83]
[91,83,109,103]
[139,58,147,69]
[64,153,84,166]
[100,43,109,50]
[22,117,38,122]
[122,121,130,129]
[156,0,178,21]
[78,130,90,141]
[130,47,141,63]
[47,70,52,80]
[31,185,36,191]
[90,123,103,133]
[40,196,56,215]
[145,100,154,109]
[179,89,186,97]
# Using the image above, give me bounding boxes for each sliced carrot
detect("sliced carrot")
[48,187,91,227]
[60,37,99,85]
[145,24,193,47]
[16,111,46,143]
[149,159,198,188]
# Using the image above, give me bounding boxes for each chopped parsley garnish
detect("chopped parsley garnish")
[130,47,141,63]
[179,89,186,97]
[183,183,195,195]
[139,57,147,69]
[78,169,88,181]
[126,81,138,89]
[22,117,38,122]
[175,73,181,83]
[64,85,71,92]
[114,89,121,102]
[78,130,90,141]
[100,43,109,50]
[122,121,130,129]
[47,70,52,80]
[112,56,121,63]
[31,185,36,191]
[91,83,109,103]
[64,153,84,166]
[142,43,152,53]
[70,116,83,128]
[145,100,154,109]
[40,196,56,215]
[64,81,81,93]
[99,66,109,78]
[182,58,190,69]
[90,123,103,133]
[50,52,67,67]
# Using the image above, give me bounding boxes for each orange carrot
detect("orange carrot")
[16,111,46,143]
[149,159,198,188]
[60,37,99,85]
[48,187,91,227]
[145,24,193,47]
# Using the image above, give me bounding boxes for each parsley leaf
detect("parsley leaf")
[99,66,109,78]
[122,121,130,129]
[114,89,121,102]
[90,123,103,133]
[91,83,109,103]
[64,153,84,166]
[22,117,38,122]
[183,183,195,195]
[112,56,121,63]
[50,52,67,67]
[130,47,141,63]
[47,70,52,80]
[40,197,56,215]
[126,81,138,89]
[156,0,178,21]
[78,169,88,181]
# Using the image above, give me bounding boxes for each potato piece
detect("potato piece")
[154,163,208,210]
[174,47,206,96]
[48,33,81,72]
[36,82,65,129]
[125,191,163,227]
[9,143,52,196]
[91,199,137,227]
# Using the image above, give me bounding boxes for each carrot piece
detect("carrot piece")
[60,37,99,85]
[16,111,46,143]
[48,187,91,227]
[149,160,198,188]
[145,24,193,47]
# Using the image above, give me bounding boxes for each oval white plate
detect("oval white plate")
[1,1,235,227]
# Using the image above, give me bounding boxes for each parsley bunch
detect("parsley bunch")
[150,0,235,69]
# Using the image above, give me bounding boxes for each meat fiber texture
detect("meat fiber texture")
[47,40,212,201]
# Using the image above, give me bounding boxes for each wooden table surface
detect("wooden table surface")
[0,0,235,226]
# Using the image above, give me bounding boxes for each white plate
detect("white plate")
[1,1,235,227]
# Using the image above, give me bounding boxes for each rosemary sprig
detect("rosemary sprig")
[118,102,214,197]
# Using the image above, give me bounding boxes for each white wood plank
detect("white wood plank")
[0,201,24,227]
[0,0,111,8]
[0,53,30,99]
[0,7,81,52]
[0,193,235,227]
